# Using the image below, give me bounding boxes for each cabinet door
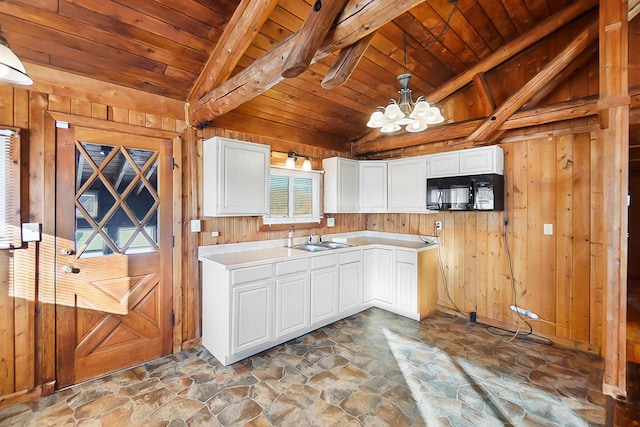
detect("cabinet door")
[203,137,270,216]
[362,249,378,302]
[359,161,387,212]
[388,157,427,212]
[338,158,359,212]
[459,146,504,175]
[276,274,310,337]
[310,267,339,325]
[231,280,273,355]
[376,249,394,304]
[339,261,361,312]
[427,152,459,178]
[396,261,416,312]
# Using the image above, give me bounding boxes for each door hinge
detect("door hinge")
[171,311,175,326]
[171,235,175,247]
[171,157,176,169]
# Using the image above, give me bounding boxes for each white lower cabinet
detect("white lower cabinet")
[201,244,437,366]
[339,250,362,313]
[310,254,340,326]
[275,259,310,339]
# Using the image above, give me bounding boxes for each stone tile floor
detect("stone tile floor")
[0,308,606,426]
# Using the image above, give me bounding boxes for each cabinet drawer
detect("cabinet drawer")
[231,264,273,285]
[276,259,309,276]
[396,250,416,264]
[340,250,361,264]
[311,254,340,270]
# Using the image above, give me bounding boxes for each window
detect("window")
[263,167,321,225]
[0,128,21,249]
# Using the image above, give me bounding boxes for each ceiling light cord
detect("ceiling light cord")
[411,0,459,53]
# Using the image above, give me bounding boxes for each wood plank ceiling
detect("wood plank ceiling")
[1,0,636,156]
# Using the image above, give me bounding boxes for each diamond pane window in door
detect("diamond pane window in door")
[75,142,159,258]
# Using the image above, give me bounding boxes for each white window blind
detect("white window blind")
[1,129,21,249]
[264,167,320,225]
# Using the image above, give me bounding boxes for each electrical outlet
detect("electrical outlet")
[435,221,442,231]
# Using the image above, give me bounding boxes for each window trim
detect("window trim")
[263,166,322,226]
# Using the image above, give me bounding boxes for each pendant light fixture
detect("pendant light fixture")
[0,26,33,86]
[367,1,459,134]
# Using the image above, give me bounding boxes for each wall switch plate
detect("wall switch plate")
[22,223,42,242]
[190,219,201,233]
[543,223,553,235]
[326,217,335,227]
[211,231,219,237]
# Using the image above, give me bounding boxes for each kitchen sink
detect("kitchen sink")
[316,241,352,249]
[293,241,353,252]
[294,243,330,252]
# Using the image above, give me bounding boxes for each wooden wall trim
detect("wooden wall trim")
[26,63,185,120]
[46,112,183,139]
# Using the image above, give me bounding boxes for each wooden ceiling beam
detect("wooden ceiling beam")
[523,42,599,109]
[282,0,350,78]
[188,0,428,127]
[321,32,376,89]
[426,0,598,104]
[472,72,496,115]
[187,0,279,104]
[465,19,599,143]
[630,0,640,21]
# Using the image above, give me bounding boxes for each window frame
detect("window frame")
[263,166,321,226]
[0,127,22,250]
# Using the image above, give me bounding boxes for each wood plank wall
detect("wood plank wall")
[365,127,605,353]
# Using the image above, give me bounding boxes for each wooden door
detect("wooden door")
[55,126,173,387]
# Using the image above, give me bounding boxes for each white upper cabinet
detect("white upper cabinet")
[459,146,504,175]
[427,146,504,178]
[323,157,359,213]
[358,161,388,212]
[387,156,427,212]
[202,136,270,217]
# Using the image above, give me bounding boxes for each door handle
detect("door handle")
[62,265,78,274]
[60,248,74,256]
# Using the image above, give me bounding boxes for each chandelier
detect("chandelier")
[366,73,444,133]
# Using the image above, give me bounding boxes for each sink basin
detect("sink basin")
[293,241,353,252]
[316,241,352,249]
[294,243,330,252]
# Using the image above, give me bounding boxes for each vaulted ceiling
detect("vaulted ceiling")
[1,0,636,153]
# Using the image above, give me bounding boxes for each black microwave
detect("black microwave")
[427,174,504,211]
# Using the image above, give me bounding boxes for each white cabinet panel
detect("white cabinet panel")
[363,248,394,304]
[231,280,273,355]
[459,146,504,175]
[202,137,270,216]
[339,255,362,313]
[359,161,387,212]
[275,274,310,337]
[388,157,427,212]
[427,152,459,178]
[310,265,339,325]
[323,157,358,213]
[395,251,417,313]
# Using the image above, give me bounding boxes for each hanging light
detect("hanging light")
[367,73,444,134]
[366,2,460,135]
[0,26,33,86]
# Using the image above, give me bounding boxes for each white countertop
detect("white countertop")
[198,231,438,269]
